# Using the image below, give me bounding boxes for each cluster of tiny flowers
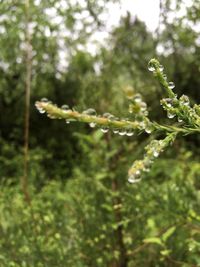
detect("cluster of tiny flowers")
[128,93,148,118]
[161,92,200,127]
[160,97,177,119]
[128,134,176,184]
[125,86,154,134]
[148,59,200,128]
[177,96,200,127]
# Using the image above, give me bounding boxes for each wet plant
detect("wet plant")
[36,59,200,183]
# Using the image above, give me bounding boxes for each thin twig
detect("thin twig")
[22,0,32,203]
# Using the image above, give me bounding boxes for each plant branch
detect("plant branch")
[36,101,200,136]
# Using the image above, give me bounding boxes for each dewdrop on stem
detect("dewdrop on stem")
[89,122,96,128]
[61,104,70,112]
[126,129,134,136]
[168,82,175,89]
[134,94,142,103]
[153,150,159,158]
[118,129,127,136]
[101,127,109,133]
[128,175,141,184]
[159,64,164,72]
[41,98,49,103]
[167,111,176,119]
[83,108,97,116]
[145,123,153,134]
[113,128,119,134]
[148,61,155,72]
[37,106,45,114]
[180,95,190,106]
[35,99,46,114]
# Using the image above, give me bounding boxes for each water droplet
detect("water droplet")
[163,74,167,80]
[83,108,97,116]
[134,94,142,103]
[35,101,45,113]
[113,129,119,134]
[103,112,111,118]
[39,109,45,114]
[139,121,145,130]
[167,111,176,119]
[128,175,141,184]
[140,102,147,112]
[148,61,155,72]
[168,82,175,89]
[118,129,127,136]
[166,103,172,108]
[65,120,70,124]
[135,170,141,176]
[159,64,164,72]
[144,167,150,173]
[61,104,70,112]
[41,98,49,103]
[101,127,109,133]
[145,127,151,134]
[153,150,159,157]
[108,115,116,121]
[126,129,134,136]
[89,122,96,128]
[145,123,153,134]
[180,95,190,106]
[162,98,173,108]
[103,113,115,122]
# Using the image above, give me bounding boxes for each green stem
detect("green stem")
[152,122,198,135]
[36,101,200,136]
[36,101,141,130]
[149,59,175,98]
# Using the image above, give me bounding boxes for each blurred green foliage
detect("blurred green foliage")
[0,0,200,266]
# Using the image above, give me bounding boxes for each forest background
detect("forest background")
[0,0,200,266]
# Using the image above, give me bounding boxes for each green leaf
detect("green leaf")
[160,249,172,256]
[143,237,163,246]
[162,226,176,242]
